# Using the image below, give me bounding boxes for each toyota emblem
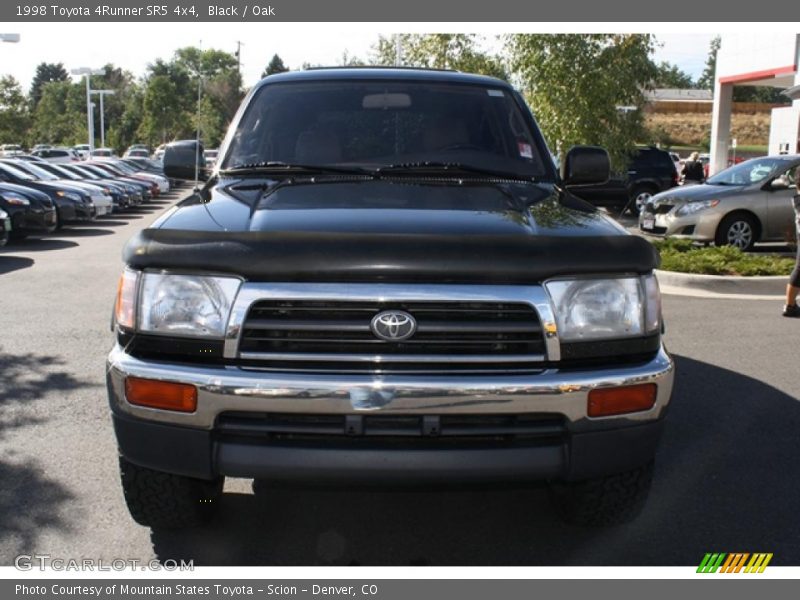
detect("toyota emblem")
[370,310,417,341]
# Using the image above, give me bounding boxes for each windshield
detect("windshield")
[9,161,58,181]
[223,80,548,179]
[0,162,35,181]
[43,164,79,179]
[80,165,111,178]
[706,157,791,186]
[93,163,124,176]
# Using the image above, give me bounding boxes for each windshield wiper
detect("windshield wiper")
[220,161,376,177]
[376,161,535,182]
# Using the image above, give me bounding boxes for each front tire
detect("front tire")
[119,456,223,529]
[629,186,656,217]
[549,461,654,526]
[715,213,757,251]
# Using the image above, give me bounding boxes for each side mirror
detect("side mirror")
[562,146,610,187]
[163,140,208,181]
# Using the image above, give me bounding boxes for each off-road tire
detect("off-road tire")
[549,461,654,526]
[119,456,223,529]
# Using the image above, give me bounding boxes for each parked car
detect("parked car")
[0,160,95,227]
[0,144,24,157]
[0,208,10,246]
[4,159,113,216]
[121,157,167,175]
[152,144,167,161]
[108,68,674,530]
[92,160,169,195]
[204,148,219,169]
[73,144,91,160]
[62,163,143,206]
[73,163,152,203]
[36,161,131,211]
[571,146,679,215]
[639,154,800,250]
[0,182,58,239]
[31,144,53,153]
[32,147,82,163]
[92,147,116,158]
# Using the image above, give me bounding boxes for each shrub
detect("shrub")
[652,239,795,276]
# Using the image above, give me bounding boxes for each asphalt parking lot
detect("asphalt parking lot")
[1,195,799,567]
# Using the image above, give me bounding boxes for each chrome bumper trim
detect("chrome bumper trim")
[107,344,674,431]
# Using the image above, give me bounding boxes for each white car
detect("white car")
[0,144,24,157]
[92,147,117,158]
[73,144,91,160]
[204,148,219,169]
[32,147,82,163]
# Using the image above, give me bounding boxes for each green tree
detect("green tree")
[262,54,289,77]
[29,62,69,109]
[137,75,191,146]
[697,36,720,90]
[507,34,657,168]
[654,61,695,88]
[0,76,31,145]
[31,81,87,144]
[373,34,507,79]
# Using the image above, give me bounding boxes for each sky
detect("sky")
[0,24,716,92]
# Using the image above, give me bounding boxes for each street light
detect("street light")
[0,33,20,43]
[91,90,116,148]
[71,67,104,152]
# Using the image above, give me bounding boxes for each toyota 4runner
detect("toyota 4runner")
[108,68,674,529]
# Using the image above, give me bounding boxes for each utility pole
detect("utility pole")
[91,90,116,149]
[235,41,243,75]
[394,34,403,66]
[71,67,104,151]
[195,40,203,190]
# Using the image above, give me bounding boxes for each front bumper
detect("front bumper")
[107,344,674,483]
[639,208,718,241]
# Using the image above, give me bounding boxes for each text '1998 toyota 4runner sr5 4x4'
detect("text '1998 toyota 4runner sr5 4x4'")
[108,68,674,529]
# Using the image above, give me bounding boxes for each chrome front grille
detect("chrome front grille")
[236,297,548,374]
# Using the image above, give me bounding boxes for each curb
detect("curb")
[655,269,787,296]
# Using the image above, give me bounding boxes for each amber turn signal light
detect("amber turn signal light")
[125,377,197,413]
[587,383,657,418]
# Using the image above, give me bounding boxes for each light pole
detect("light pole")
[71,67,104,152]
[91,90,115,149]
[0,33,20,43]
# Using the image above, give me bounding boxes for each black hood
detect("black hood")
[125,179,658,283]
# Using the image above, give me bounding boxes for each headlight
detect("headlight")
[3,195,29,205]
[138,272,241,338]
[675,199,719,217]
[545,275,661,341]
[56,191,82,201]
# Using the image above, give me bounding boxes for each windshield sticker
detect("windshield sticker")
[487,89,505,97]
[518,142,533,159]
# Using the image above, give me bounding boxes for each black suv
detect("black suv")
[108,68,674,529]
[572,146,678,215]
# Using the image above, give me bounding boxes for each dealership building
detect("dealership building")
[710,33,800,175]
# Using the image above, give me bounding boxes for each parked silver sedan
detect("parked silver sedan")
[639,155,800,250]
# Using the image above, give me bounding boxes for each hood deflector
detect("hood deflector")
[124,228,659,283]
